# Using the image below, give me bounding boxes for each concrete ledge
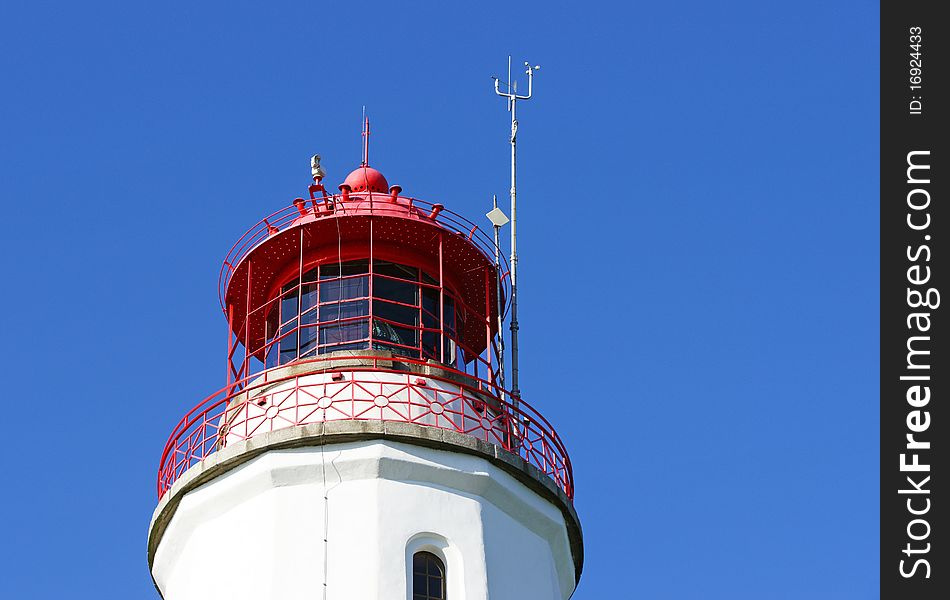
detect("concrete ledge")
[148,421,583,585]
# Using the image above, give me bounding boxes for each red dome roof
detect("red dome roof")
[342,165,389,193]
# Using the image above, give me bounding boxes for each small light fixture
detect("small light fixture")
[486,207,509,227]
[310,154,325,182]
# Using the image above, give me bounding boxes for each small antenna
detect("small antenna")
[491,57,539,405]
[361,111,371,167]
[507,56,512,111]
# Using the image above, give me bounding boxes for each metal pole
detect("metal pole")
[493,59,538,405]
[508,93,520,400]
[492,194,505,390]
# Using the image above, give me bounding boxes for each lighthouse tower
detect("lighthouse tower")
[147,125,582,599]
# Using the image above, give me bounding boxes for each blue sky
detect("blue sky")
[0,1,879,598]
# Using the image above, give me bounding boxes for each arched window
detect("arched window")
[412,551,446,600]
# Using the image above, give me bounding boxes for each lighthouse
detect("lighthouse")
[147,122,583,599]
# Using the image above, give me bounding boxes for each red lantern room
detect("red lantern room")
[221,143,506,385]
[156,122,574,507]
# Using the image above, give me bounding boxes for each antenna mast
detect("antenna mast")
[493,57,539,404]
[361,112,371,166]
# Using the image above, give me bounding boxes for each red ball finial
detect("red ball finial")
[342,166,390,193]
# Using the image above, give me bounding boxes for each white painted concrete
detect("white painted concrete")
[151,440,576,600]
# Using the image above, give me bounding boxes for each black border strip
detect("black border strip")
[881,2,946,597]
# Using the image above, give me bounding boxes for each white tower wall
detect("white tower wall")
[149,434,581,600]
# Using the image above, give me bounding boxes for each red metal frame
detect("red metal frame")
[233,269,494,383]
[157,355,574,501]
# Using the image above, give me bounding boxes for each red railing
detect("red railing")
[218,194,511,317]
[157,356,573,501]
